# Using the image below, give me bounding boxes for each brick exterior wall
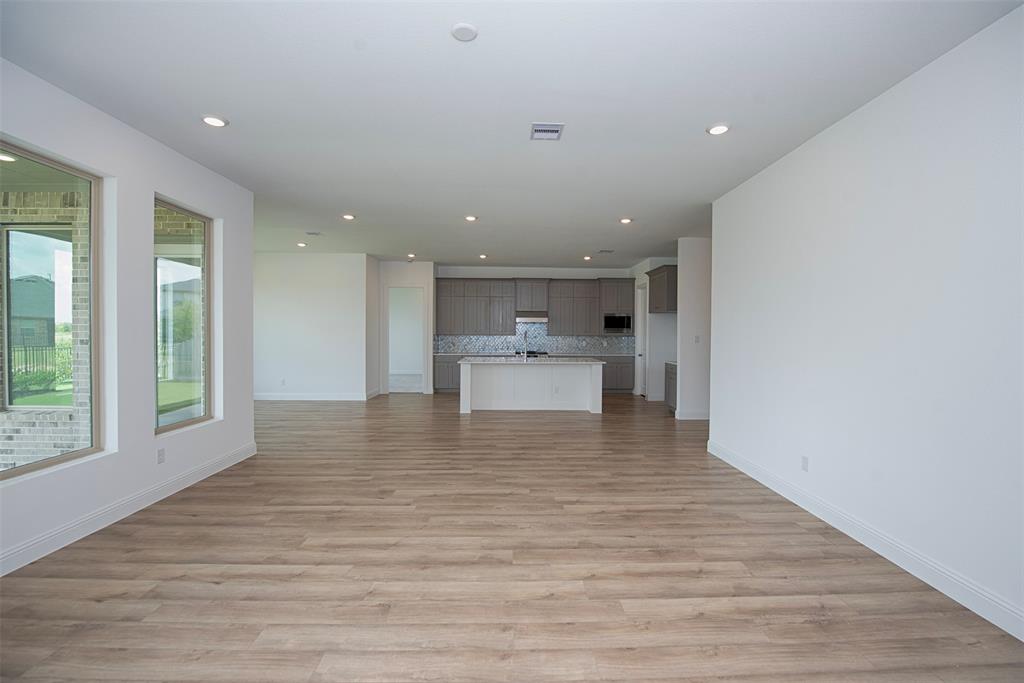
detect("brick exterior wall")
[0,191,92,470]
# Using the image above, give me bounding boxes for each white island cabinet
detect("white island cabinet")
[458,357,605,414]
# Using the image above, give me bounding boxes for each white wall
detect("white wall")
[388,288,424,374]
[380,261,435,393]
[0,59,255,573]
[709,10,1022,638]
[676,237,711,419]
[631,258,677,402]
[365,256,380,398]
[254,253,369,400]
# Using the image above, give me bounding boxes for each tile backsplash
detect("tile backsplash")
[435,322,634,355]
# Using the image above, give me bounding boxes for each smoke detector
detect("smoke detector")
[530,123,564,141]
[451,23,478,42]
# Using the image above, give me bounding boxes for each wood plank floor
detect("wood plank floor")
[2,394,1021,681]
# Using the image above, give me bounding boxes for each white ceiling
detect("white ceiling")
[1,1,1017,267]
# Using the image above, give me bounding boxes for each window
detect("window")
[0,143,98,477]
[154,200,210,431]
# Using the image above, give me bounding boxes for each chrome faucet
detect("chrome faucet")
[522,328,529,362]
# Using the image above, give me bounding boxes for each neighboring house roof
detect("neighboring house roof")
[10,275,55,320]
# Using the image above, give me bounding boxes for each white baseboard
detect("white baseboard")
[0,441,257,575]
[366,389,380,400]
[707,440,1024,641]
[254,392,367,401]
[676,409,710,420]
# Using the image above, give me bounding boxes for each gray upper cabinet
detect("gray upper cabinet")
[515,279,549,312]
[572,297,600,336]
[647,266,678,313]
[435,278,514,335]
[489,294,515,335]
[436,279,465,335]
[464,294,490,334]
[547,296,573,336]
[548,279,599,336]
[599,278,635,317]
[548,280,574,299]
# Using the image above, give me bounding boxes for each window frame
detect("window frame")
[0,140,103,480]
[153,197,212,434]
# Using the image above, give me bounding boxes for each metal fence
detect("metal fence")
[157,341,201,381]
[10,345,73,384]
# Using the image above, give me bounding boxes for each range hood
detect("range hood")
[515,313,548,323]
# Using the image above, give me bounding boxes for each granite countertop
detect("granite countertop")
[458,356,605,364]
[436,352,633,357]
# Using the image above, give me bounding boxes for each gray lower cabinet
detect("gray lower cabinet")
[600,356,635,391]
[665,362,677,412]
[434,355,462,390]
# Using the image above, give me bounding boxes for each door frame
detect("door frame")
[383,284,429,395]
[635,284,648,397]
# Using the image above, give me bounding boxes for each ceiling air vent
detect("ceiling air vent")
[530,123,564,141]
[597,249,615,254]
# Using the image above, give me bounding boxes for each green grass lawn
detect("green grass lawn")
[158,380,202,415]
[10,381,200,412]
[11,387,72,407]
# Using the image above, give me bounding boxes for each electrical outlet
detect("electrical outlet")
[694,335,700,344]
[157,448,166,465]
[801,456,809,472]
[281,378,286,386]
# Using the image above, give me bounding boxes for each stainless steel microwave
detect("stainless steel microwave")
[603,314,632,334]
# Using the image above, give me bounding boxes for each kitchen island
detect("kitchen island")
[458,356,605,414]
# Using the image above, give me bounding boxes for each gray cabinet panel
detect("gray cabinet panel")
[647,266,678,313]
[572,297,600,336]
[464,296,489,334]
[464,279,490,297]
[490,280,515,297]
[599,356,635,391]
[489,297,515,335]
[547,296,573,336]
[573,280,599,298]
[599,278,635,317]
[433,356,463,390]
[436,295,453,335]
[516,279,549,311]
[549,280,574,299]
[665,363,677,411]
[531,281,548,310]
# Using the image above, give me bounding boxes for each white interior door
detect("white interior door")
[388,287,425,392]
[635,286,648,396]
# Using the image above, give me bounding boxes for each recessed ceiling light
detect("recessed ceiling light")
[479,254,487,259]
[297,242,307,247]
[341,214,355,221]
[407,253,416,259]
[583,256,592,261]
[619,217,633,225]
[0,154,16,162]
[707,123,729,135]
[465,215,478,222]
[202,116,229,127]
[451,22,478,42]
